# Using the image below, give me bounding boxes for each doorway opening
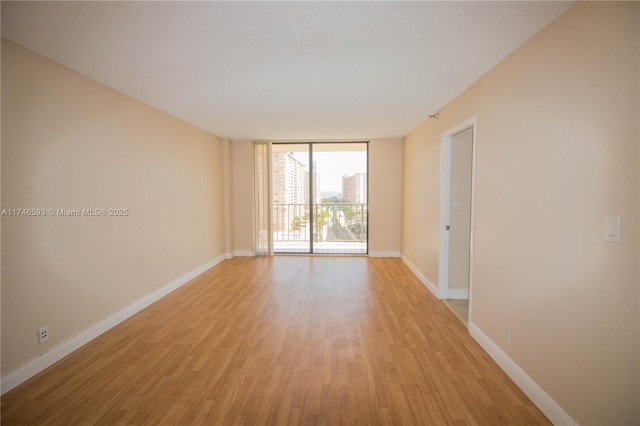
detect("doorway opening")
[439,118,477,326]
[271,142,368,255]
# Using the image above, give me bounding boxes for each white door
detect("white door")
[438,117,477,326]
[447,128,473,300]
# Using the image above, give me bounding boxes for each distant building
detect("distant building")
[272,151,307,205]
[311,161,321,204]
[342,173,367,203]
[272,151,307,232]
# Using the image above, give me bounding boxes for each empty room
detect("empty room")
[1,1,638,425]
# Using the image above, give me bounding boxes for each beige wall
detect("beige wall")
[368,139,402,254]
[231,139,402,255]
[1,40,225,376]
[401,2,639,425]
[222,139,235,255]
[228,141,235,254]
[232,140,255,254]
[401,122,441,281]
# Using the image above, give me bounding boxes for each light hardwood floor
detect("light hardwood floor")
[444,299,469,326]
[2,257,550,425]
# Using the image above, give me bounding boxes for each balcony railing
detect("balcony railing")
[273,203,367,253]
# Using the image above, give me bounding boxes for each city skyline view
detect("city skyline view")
[292,151,366,194]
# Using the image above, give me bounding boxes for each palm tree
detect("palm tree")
[314,207,330,241]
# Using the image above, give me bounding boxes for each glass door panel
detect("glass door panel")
[272,144,311,253]
[311,143,367,254]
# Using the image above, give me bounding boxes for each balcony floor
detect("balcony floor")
[274,241,367,254]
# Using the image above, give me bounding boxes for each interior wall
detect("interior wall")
[368,139,402,255]
[401,121,441,282]
[227,140,235,254]
[1,39,226,377]
[222,139,234,255]
[401,2,639,424]
[231,139,402,255]
[231,140,255,254]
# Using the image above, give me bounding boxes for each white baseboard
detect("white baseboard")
[0,254,227,395]
[400,254,438,297]
[368,251,401,258]
[233,250,255,257]
[468,321,577,426]
[447,288,469,299]
[225,252,234,259]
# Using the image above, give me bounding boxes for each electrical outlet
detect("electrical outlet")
[38,326,49,344]
[504,325,511,344]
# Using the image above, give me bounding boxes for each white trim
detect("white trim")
[0,254,227,395]
[468,322,577,426]
[400,254,438,297]
[467,120,478,324]
[224,252,234,260]
[233,250,255,257]
[446,288,468,299]
[368,251,401,258]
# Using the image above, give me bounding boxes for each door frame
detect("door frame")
[270,141,369,255]
[438,116,478,323]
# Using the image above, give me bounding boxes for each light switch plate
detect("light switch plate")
[604,216,621,243]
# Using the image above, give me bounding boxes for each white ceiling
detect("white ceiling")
[2,1,574,140]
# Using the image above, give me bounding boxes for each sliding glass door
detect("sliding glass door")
[272,142,367,255]
[271,143,311,253]
[311,143,367,254]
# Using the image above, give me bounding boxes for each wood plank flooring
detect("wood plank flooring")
[1,257,551,425]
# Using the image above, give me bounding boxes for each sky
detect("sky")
[292,151,367,193]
